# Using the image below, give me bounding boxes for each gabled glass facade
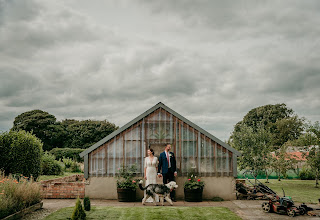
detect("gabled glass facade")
[88,107,234,177]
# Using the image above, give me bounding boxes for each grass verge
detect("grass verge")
[44,206,241,220]
[250,179,320,204]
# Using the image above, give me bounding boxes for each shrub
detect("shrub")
[71,197,86,220]
[299,167,315,180]
[41,152,63,175]
[50,148,85,162]
[83,196,91,211]
[63,157,73,169]
[0,171,42,219]
[0,131,42,179]
[71,161,82,173]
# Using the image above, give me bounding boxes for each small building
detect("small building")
[80,102,240,200]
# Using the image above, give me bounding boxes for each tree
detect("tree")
[287,132,318,147]
[241,103,293,131]
[232,104,304,148]
[273,116,304,146]
[230,123,273,184]
[301,121,320,187]
[11,110,118,150]
[11,110,64,151]
[271,145,298,181]
[61,119,118,149]
[304,147,320,187]
[261,153,273,183]
[307,121,320,142]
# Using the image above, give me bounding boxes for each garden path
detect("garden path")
[22,199,319,220]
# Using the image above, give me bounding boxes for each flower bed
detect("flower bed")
[0,172,42,219]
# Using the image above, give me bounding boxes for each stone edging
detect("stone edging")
[3,202,43,220]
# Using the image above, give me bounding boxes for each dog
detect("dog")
[139,180,178,206]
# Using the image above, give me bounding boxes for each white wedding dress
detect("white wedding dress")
[144,156,159,202]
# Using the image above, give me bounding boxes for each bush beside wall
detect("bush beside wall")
[50,148,84,162]
[41,152,63,175]
[0,131,42,179]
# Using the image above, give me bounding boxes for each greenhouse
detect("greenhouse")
[80,102,240,200]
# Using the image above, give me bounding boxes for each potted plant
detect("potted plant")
[184,171,205,202]
[116,165,138,202]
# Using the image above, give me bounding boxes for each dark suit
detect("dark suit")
[158,151,177,199]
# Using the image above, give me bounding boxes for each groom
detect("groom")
[158,143,177,201]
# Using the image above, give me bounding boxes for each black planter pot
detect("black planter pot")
[184,188,203,202]
[117,188,136,202]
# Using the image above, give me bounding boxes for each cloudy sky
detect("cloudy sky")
[1,0,320,141]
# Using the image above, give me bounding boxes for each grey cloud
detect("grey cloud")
[0,0,41,26]
[0,67,40,99]
[140,0,320,43]
[0,0,319,142]
[0,0,101,57]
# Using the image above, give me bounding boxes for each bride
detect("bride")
[144,148,159,202]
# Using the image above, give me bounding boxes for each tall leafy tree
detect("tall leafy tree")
[300,121,320,187]
[304,147,320,187]
[11,110,118,150]
[241,103,293,131]
[271,145,298,181]
[307,121,320,142]
[261,153,273,183]
[230,123,273,184]
[273,116,304,146]
[11,110,63,151]
[232,103,304,148]
[61,119,118,149]
[286,121,319,147]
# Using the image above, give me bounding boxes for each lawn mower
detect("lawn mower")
[236,170,277,200]
[261,188,306,217]
[262,195,303,217]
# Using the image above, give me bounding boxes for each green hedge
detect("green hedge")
[0,131,42,179]
[41,152,63,175]
[50,148,84,162]
[299,167,315,180]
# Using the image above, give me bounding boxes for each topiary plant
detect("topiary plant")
[71,197,86,220]
[0,130,42,179]
[83,196,91,211]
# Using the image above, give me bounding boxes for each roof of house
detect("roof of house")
[271,151,308,161]
[287,151,308,161]
[80,102,241,157]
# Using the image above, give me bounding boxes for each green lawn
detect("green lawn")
[38,172,83,181]
[44,206,241,220]
[252,179,320,204]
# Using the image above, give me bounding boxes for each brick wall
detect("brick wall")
[41,175,85,199]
